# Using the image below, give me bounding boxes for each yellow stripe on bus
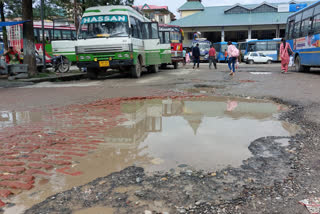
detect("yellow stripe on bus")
[300,51,320,54]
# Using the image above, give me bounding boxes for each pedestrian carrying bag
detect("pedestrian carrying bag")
[230,46,240,57]
[287,47,293,56]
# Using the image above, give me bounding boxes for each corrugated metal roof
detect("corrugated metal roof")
[172,2,314,27]
[178,1,205,11]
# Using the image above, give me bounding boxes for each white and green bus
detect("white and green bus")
[76,5,169,79]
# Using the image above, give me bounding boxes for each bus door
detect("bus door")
[52,19,77,62]
[142,22,161,65]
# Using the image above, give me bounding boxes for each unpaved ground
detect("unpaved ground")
[1,63,320,213]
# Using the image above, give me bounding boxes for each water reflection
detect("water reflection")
[105,97,295,171]
[0,111,42,128]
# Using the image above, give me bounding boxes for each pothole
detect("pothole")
[109,96,298,172]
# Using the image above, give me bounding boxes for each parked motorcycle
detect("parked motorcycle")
[51,55,70,73]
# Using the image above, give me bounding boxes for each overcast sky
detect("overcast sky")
[133,0,306,18]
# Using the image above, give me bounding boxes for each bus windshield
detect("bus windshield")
[78,15,129,39]
[194,42,210,51]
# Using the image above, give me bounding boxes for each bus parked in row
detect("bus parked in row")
[76,5,170,79]
[7,20,76,63]
[159,24,184,69]
[286,1,320,72]
[238,39,281,61]
[213,41,237,62]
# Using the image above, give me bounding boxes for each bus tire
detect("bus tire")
[131,58,142,78]
[295,55,305,72]
[87,68,98,80]
[173,62,178,69]
[160,64,167,69]
[148,64,159,73]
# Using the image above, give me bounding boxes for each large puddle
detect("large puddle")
[0,96,299,213]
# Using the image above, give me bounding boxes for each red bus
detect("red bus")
[159,24,184,68]
[7,20,76,63]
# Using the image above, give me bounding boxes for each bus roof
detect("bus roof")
[213,42,237,44]
[82,5,149,22]
[158,24,181,28]
[247,39,281,43]
[288,1,320,19]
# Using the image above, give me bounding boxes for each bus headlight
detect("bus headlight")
[118,54,123,58]
[79,56,85,60]
[86,56,91,60]
[205,54,209,59]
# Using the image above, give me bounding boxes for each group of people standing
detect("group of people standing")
[183,37,293,75]
[186,41,239,76]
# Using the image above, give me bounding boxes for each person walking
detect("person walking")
[186,49,191,64]
[280,38,293,73]
[224,49,228,62]
[192,43,200,69]
[208,45,217,69]
[227,41,239,76]
[182,48,186,65]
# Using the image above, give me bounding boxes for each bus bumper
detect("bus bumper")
[77,59,134,69]
[171,57,184,63]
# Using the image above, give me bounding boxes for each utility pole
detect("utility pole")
[40,0,46,70]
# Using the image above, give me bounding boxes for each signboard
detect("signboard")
[81,15,128,24]
[289,3,308,12]
[294,34,320,50]
[278,4,289,12]
[159,26,180,32]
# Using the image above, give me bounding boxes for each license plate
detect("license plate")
[200,57,204,60]
[99,61,109,67]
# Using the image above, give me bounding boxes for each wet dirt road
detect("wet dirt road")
[1,63,320,214]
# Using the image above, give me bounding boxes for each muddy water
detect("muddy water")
[0,96,298,214]
[111,97,296,172]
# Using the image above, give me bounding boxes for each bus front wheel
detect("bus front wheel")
[131,59,142,78]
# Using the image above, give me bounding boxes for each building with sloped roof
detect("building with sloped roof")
[171,0,314,47]
[133,4,176,24]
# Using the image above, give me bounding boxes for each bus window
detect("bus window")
[164,32,170,44]
[315,4,320,14]
[62,30,71,40]
[293,21,301,38]
[34,29,39,43]
[71,31,76,39]
[170,31,181,42]
[142,23,150,39]
[288,20,295,39]
[267,41,277,50]
[313,14,320,33]
[136,19,142,39]
[302,8,314,19]
[53,30,62,40]
[39,29,51,43]
[159,32,164,44]
[256,42,267,51]
[151,23,158,39]
[129,17,139,38]
[301,18,313,36]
